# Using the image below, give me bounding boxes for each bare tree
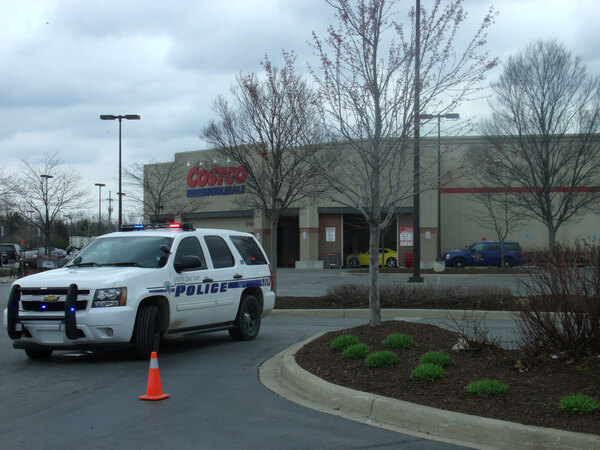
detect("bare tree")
[479,40,600,248]
[124,158,199,223]
[310,0,497,325]
[4,153,88,255]
[202,52,325,288]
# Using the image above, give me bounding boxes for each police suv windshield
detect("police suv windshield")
[68,236,173,269]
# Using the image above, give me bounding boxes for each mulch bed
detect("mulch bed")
[295,320,600,435]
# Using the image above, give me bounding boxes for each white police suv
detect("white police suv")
[4,223,275,359]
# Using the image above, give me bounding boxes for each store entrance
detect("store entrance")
[277,215,299,267]
[342,214,397,267]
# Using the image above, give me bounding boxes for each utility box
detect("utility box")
[325,252,341,269]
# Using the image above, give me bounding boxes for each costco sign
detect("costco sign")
[186,166,247,197]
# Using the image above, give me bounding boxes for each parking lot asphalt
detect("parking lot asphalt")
[274,267,528,296]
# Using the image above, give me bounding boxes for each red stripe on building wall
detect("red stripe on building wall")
[441,186,600,194]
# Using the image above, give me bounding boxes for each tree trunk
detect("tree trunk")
[547,224,557,249]
[368,222,381,326]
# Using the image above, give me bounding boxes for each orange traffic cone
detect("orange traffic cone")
[139,352,170,401]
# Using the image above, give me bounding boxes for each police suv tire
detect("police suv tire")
[25,348,52,359]
[229,294,261,341]
[386,257,397,268]
[134,304,161,360]
[503,257,514,268]
[452,258,466,269]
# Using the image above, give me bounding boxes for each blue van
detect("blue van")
[444,241,524,268]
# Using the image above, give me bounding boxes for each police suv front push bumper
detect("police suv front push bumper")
[7,284,80,341]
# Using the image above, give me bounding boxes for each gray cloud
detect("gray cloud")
[1,0,599,220]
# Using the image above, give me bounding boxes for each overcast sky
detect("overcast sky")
[2,0,599,220]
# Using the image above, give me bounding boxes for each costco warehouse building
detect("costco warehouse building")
[144,135,600,268]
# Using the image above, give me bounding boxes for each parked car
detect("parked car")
[1,243,21,265]
[348,248,398,268]
[23,248,44,260]
[24,247,66,260]
[444,241,524,268]
[51,248,67,258]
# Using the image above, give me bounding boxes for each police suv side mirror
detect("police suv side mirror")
[174,255,204,273]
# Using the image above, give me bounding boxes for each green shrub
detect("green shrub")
[331,334,359,351]
[559,394,600,415]
[342,343,370,359]
[410,363,445,381]
[365,351,399,368]
[420,351,451,367]
[466,379,508,395]
[383,333,414,349]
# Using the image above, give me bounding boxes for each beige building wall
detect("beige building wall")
[144,135,600,267]
[438,135,600,251]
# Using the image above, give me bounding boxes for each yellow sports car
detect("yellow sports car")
[349,248,398,268]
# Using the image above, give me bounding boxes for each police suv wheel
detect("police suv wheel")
[229,295,261,341]
[134,304,161,360]
[25,349,53,359]
[503,257,514,268]
[452,258,466,269]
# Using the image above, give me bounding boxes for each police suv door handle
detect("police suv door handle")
[203,277,213,283]
[233,273,243,279]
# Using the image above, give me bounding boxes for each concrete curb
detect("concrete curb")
[260,335,600,450]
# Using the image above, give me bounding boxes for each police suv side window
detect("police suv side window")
[230,236,267,265]
[488,243,501,251]
[174,237,206,271]
[204,236,235,268]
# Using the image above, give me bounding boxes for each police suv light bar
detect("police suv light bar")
[120,223,194,231]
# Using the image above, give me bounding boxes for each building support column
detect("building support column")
[297,201,321,269]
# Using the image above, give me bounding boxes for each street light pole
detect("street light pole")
[27,210,34,251]
[106,191,114,228]
[409,0,423,283]
[100,114,140,229]
[419,112,459,259]
[118,192,126,224]
[94,183,106,234]
[40,174,53,256]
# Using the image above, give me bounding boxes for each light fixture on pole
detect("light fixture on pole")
[40,174,53,256]
[94,183,106,234]
[100,114,140,229]
[419,112,460,260]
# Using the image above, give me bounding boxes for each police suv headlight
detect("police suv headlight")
[445,254,450,259]
[92,288,127,307]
